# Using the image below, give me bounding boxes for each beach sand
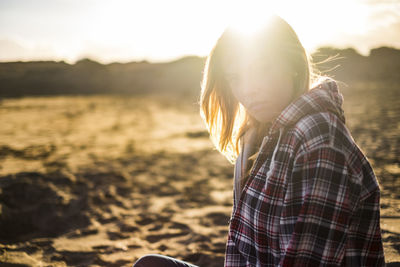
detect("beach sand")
[0,86,399,266]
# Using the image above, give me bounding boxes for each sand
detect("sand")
[0,85,399,266]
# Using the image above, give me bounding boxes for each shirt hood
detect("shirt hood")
[266,77,346,136]
[233,78,346,209]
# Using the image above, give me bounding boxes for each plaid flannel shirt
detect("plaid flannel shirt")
[224,78,385,266]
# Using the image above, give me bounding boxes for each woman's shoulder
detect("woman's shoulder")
[290,111,354,155]
[288,111,380,196]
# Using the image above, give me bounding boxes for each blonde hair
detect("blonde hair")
[199,14,336,165]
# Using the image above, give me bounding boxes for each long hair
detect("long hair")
[199,13,335,166]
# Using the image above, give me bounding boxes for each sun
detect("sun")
[225,2,277,38]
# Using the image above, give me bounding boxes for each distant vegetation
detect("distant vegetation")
[0,46,399,98]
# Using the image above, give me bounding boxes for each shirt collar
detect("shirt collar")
[266,78,346,136]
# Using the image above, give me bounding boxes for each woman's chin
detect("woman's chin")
[253,114,274,123]
[250,110,282,124]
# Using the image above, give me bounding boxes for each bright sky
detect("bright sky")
[0,0,399,64]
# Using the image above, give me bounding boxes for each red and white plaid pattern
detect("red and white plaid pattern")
[225,78,385,266]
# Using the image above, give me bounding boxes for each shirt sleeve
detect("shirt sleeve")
[279,145,360,266]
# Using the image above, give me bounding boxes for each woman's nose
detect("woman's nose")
[244,76,265,96]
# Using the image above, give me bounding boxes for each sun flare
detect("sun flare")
[225,2,276,37]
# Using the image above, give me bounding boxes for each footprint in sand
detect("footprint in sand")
[117,222,140,233]
[107,230,130,240]
[66,228,98,238]
[168,221,191,232]
[135,213,170,225]
[199,212,230,226]
[145,232,189,243]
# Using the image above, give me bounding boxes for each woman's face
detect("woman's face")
[222,52,295,123]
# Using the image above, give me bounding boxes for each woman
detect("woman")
[133,13,385,267]
[199,13,385,266]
